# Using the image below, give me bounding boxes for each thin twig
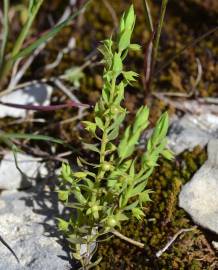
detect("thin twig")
[198,97,218,105]
[53,78,82,104]
[44,37,75,71]
[112,230,144,249]
[156,226,197,257]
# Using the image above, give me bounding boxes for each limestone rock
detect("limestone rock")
[168,113,218,155]
[0,152,47,190]
[179,139,218,234]
[0,187,72,270]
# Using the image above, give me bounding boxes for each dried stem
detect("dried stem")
[156,226,197,257]
[112,230,144,249]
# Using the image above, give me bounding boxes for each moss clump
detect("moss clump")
[95,146,218,269]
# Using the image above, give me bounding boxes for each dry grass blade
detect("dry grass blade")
[153,0,168,67]
[142,0,153,33]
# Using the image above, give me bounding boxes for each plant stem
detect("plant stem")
[112,229,144,249]
[96,76,116,182]
[153,0,168,68]
[109,76,116,104]
[141,0,153,34]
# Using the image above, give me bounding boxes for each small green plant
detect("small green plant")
[57,5,173,269]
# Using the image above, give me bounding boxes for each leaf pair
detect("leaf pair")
[118,106,149,161]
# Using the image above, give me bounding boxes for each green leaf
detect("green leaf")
[118,5,135,52]
[0,132,64,144]
[112,52,123,76]
[124,5,135,31]
[107,127,119,141]
[72,252,81,261]
[61,163,73,183]
[57,218,69,232]
[107,111,126,132]
[77,156,99,168]
[116,212,129,222]
[58,190,69,201]
[0,0,9,68]
[132,208,145,220]
[129,160,136,178]
[151,112,169,145]
[67,235,86,244]
[65,202,84,210]
[129,181,147,198]
[73,190,87,204]
[83,143,100,153]
[83,178,94,188]
[133,106,149,133]
[114,82,125,104]
[102,84,110,103]
[118,29,132,52]
[82,121,96,136]
[122,71,139,84]
[118,13,125,34]
[139,190,152,206]
[105,142,116,154]
[73,172,88,178]
[95,116,104,130]
[11,0,44,58]
[129,43,141,51]
[161,148,174,160]
[98,39,113,67]
[118,126,131,160]
[123,200,139,211]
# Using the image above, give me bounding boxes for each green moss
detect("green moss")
[94,146,216,269]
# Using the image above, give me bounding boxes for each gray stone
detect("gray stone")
[179,139,218,234]
[0,186,73,270]
[168,113,218,155]
[0,152,47,190]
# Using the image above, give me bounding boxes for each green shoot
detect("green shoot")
[0,0,9,69]
[57,5,173,268]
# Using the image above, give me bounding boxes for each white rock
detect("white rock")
[179,139,218,234]
[0,83,53,118]
[0,187,72,270]
[168,113,218,155]
[0,152,47,190]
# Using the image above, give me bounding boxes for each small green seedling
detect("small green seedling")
[58,5,173,269]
